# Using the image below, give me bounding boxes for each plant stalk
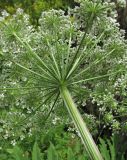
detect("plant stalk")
[60,86,103,160]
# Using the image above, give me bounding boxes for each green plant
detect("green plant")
[6,141,89,160]
[0,0,74,25]
[7,142,43,160]
[0,0,127,159]
[99,136,125,160]
[7,146,29,160]
[99,137,115,160]
[7,137,126,160]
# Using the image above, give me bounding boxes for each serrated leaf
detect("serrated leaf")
[99,138,110,160]
[47,143,59,160]
[7,146,26,160]
[32,142,42,160]
[67,148,75,160]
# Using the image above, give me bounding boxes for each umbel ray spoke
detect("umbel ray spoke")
[65,31,106,81]
[80,31,105,63]
[72,48,115,80]
[65,32,72,73]
[46,39,61,79]
[12,61,58,86]
[41,92,60,125]
[1,23,58,81]
[65,14,94,80]
[0,86,55,91]
[35,63,57,82]
[0,86,44,91]
[13,32,59,81]
[13,89,58,128]
[69,69,125,85]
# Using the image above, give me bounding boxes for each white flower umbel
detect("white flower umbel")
[117,0,126,7]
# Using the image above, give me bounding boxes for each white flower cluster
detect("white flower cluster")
[52,117,60,125]
[117,0,126,7]
[0,93,4,100]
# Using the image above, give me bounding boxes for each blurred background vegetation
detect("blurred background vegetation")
[0,0,75,25]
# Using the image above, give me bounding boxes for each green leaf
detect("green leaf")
[47,143,59,160]
[32,142,42,160]
[67,148,75,160]
[7,146,27,160]
[99,138,110,160]
[107,137,116,160]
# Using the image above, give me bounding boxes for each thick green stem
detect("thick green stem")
[60,86,103,160]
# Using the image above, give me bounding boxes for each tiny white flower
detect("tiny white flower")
[6,62,12,67]
[11,140,16,146]
[16,8,24,15]
[20,135,25,140]
[0,93,4,100]
[1,10,9,17]
[117,0,126,7]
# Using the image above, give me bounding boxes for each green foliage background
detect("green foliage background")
[0,0,74,24]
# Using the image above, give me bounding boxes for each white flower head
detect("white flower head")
[1,10,9,17]
[0,93,4,100]
[16,8,24,15]
[11,139,16,146]
[117,0,126,7]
